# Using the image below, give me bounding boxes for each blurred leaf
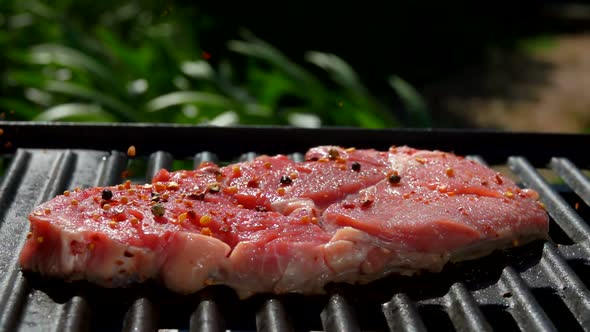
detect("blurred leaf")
[208,110,239,126]
[352,109,388,128]
[43,81,137,121]
[5,69,47,87]
[28,44,117,85]
[305,51,365,93]
[388,76,431,127]
[146,91,234,112]
[181,60,214,79]
[33,103,117,122]
[95,27,154,76]
[229,31,323,93]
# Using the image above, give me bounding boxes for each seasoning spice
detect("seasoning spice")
[208,183,220,193]
[127,145,136,158]
[445,168,454,177]
[280,175,293,185]
[351,162,361,172]
[199,214,211,225]
[328,148,340,160]
[388,174,401,185]
[101,189,113,200]
[151,203,165,217]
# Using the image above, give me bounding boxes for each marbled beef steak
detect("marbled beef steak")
[19,146,549,297]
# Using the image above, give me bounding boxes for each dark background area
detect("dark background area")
[2,0,590,130]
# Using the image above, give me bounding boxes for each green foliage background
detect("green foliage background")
[0,0,430,128]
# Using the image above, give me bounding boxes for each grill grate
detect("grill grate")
[0,122,589,331]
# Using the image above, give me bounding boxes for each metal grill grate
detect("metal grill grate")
[0,122,589,331]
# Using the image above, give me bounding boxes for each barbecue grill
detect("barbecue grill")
[0,121,589,332]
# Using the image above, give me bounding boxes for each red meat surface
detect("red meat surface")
[19,146,549,296]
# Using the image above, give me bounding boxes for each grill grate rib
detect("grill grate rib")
[446,282,491,332]
[0,126,588,331]
[383,293,426,332]
[550,157,590,207]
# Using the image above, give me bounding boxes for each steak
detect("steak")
[19,146,549,296]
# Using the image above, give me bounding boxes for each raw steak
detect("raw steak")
[19,146,549,296]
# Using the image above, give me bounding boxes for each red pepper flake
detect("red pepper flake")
[415,157,426,164]
[154,183,166,192]
[345,147,356,153]
[187,211,197,221]
[232,165,241,176]
[225,186,238,194]
[247,178,259,188]
[120,196,129,204]
[263,162,272,169]
[167,182,179,190]
[202,51,212,60]
[124,180,131,189]
[36,236,44,243]
[445,168,454,177]
[63,190,71,197]
[495,174,504,185]
[277,187,286,196]
[201,227,212,236]
[575,202,580,210]
[311,217,318,224]
[360,199,373,208]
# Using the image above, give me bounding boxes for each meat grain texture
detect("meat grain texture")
[20,146,549,297]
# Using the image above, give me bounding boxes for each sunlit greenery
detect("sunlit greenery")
[0,0,430,128]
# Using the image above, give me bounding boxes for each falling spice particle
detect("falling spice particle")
[202,51,212,60]
[575,202,580,210]
[127,145,136,158]
[0,128,4,136]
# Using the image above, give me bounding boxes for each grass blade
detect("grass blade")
[33,103,117,122]
[388,76,431,127]
[43,81,137,121]
[146,91,235,112]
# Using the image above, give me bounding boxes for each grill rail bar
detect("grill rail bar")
[0,125,588,331]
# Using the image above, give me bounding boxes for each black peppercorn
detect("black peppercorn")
[280,175,293,185]
[101,189,113,200]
